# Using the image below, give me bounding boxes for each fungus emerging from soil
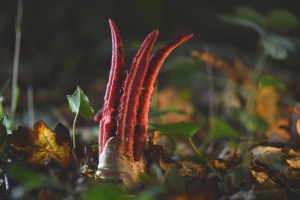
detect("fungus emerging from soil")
[95,19,192,189]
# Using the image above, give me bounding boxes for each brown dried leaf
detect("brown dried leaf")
[250,170,269,184]
[254,86,280,135]
[297,119,300,136]
[8,120,71,167]
[157,86,194,123]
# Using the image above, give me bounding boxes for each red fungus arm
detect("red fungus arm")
[93,107,103,123]
[116,30,158,160]
[134,34,193,161]
[99,19,127,154]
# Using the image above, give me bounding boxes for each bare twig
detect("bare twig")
[27,86,35,127]
[10,0,23,121]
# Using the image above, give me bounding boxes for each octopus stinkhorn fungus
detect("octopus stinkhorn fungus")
[95,19,192,189]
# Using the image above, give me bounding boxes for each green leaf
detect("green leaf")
[259,75,286,91]
[239,111,268,132]
[67,86,94,119]
[189,154,207,165]
[0,116,8,154]
[209,118,239,138]
[236,6,265,25]
[0,116,7,142]
[219,15,265,36]
[267,9,299,32]
[8,165,61,192]
[81,184,127,200]
[261,34,296,60]
[149,107,186,119]
[150,121,201,138]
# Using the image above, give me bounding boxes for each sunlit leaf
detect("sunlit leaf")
[150,121,201,138]
[252,146,286,173]
[8,120,71,167]
[209,118,239,138]
[259,75,286,91]
[267,9,299,32]
[250,170,269,184]
[81,184,127,200]
[67,86,94,119]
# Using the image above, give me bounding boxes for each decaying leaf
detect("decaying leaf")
[254,86,280,135]
[250,170,269,184]
[252,146,300,178]
[157,86,194,123]
[8,120,71,167]
[178,160,205,177]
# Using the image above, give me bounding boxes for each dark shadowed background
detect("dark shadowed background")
[1,0,300,126]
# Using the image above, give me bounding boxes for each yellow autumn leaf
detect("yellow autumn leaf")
[8,120,71,167]
[254,86,279,135]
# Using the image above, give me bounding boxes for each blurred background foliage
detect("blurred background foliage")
[1,0,300,126]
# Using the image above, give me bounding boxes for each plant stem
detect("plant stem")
[248,45,268,114]
[0,96,3,117]
[10,0,23,121]
[188,137,204,157]
[27,86,35,127]
[188,137,223,180]
[72,111,79,149]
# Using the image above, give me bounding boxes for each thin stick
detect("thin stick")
[10,0,23,120]
[27,86,35,127]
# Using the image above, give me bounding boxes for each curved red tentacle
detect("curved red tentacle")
[116,30,158,160]
[99,19,126,154]
[134,34,193,161]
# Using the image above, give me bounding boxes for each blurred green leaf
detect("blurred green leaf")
[220,15,265,36]
[136,186,163,200]
[189,154,207,165]
[67,86,94,119]
[259,75,286,91]
[261,34,296,60]
[209,118,239,138]
[81,183,127,200]
[149,107,186,119]
[236,6,265,25]
[267,9,299,32]
[239,111,268,132]
[150,121,201,138]
[0,116,8,155]
[0,116,7,143]
[163,57,198,88]
[8,165,60,191]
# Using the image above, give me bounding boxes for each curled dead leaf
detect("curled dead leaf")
[250,170,269,184]
[8,120,71,167]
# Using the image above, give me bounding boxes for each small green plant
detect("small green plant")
[220,5,299,129]
[67,86,94,148]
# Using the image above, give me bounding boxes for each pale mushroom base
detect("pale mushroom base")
[95,137,145,190]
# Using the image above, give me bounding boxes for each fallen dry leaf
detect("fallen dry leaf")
[157,86,194,123]
[254,86,280,135]
[8,120,71,167]
[250,170,269,184]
